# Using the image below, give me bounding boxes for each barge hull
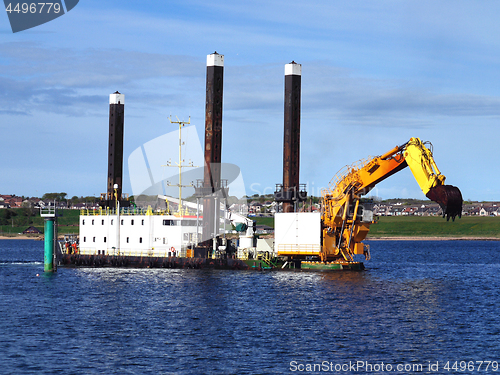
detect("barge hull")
[60,254,250,270]
[300,261,365,271]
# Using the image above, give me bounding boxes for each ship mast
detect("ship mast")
[163,116,197,216]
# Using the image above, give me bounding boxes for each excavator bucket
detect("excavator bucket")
[426,185,463,221]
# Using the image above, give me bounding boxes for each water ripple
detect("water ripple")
[1,240,500,374]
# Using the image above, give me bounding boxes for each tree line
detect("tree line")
[41,193,102,204]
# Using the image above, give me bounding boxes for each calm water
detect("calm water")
[1,239,500,374]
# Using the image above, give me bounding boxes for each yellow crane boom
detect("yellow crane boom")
[318,137,462,263]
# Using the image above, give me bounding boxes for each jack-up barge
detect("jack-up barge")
[44,53,462,273]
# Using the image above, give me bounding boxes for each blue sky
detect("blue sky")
[1,0,499,201]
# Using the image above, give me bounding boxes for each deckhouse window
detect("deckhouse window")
[139,237,143,243]
[131,219,134,225]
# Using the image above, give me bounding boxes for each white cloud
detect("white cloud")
[0,42,203,115]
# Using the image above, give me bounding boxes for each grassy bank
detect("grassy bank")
[253,215,500,239]
[367,215,500,238]
[0,208,80,236]
[1,208,498,239]
[251,216,274,228]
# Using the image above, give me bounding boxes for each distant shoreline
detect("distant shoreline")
[1,234,499,242]
[366,236,500,241]
[0,235,43,240]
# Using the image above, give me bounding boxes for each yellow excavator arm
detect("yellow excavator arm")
[404,138,446,194]
[320,137,463,263]
[403,138,463,220]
